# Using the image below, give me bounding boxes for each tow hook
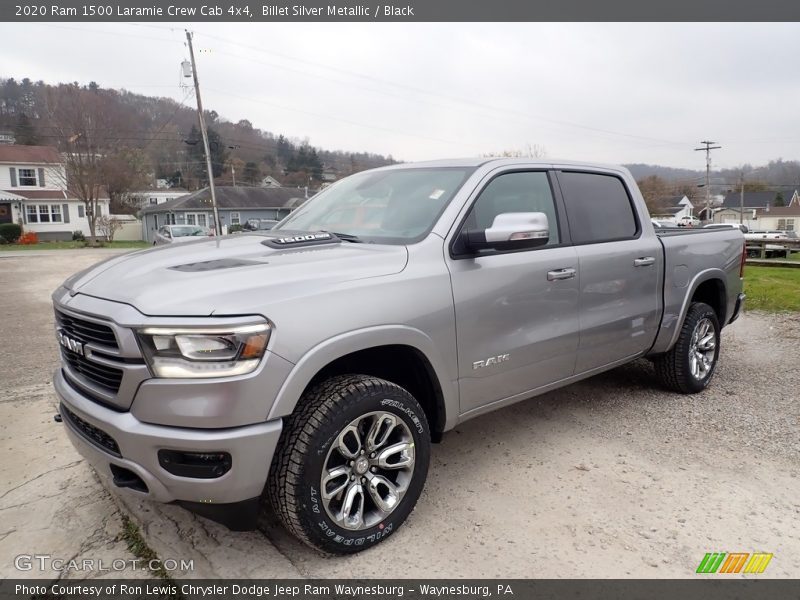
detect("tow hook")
[53,413,62,423]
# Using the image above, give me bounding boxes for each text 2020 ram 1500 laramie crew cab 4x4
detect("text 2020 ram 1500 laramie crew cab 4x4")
[53,159,746,553]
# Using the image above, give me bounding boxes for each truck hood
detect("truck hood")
[64,234,409,316]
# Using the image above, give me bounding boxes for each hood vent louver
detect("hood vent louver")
[169,258,262,272]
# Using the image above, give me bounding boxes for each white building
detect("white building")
[0,145,110,241]
[128,188,188,209]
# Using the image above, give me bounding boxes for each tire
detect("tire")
[654,302,720,394]
[267,374,430,554]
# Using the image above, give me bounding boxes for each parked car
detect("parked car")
[677,215,701,227]
[704,223,748,233]
[53,158,745,554]
[651,219,679,229]
[153,225,212,245]
[243,219,279,231]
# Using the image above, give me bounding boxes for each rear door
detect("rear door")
[554,170,661,374]
[446,170,580,414]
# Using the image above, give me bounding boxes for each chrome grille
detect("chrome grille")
[60,348,123,392]
[55,310,118,349]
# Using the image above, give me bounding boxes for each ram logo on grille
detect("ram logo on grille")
[57,329,85,356]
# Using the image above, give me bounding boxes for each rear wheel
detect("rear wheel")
[654,302,720,393]
[267,375,430,554]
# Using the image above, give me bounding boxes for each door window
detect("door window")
[558,172,638,244]
[457,171,560,255]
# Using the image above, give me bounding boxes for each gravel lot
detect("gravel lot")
[1,249,798,579]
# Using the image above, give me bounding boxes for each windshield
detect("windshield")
[274,167,473,243]
[171,226,207,237]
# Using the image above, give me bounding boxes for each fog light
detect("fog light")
[158,450,232,479]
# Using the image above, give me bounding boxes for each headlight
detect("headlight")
[137,323,271,378]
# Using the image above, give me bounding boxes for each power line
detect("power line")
[123,23,689,148]
[694,140,722,218]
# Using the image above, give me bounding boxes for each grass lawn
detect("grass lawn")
[744,265,800,312]
[0,240,149,251]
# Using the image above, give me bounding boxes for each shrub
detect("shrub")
[0,223,22,244]
[97,216,122,242]
[228,224,244,233]
[72,230,86,242]
[18,232,38,245]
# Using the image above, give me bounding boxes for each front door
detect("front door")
[447,170,580,415]
[0,203,11,224]
[555,170,661,373]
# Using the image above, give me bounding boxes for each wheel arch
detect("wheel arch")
[268,326,457,440]
[649,268,728,355]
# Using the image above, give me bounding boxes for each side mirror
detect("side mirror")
[464,212,550,252]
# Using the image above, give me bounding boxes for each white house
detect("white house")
[0,145,110,241]
[260,175,282,188]
[652,195,695,222]
[128,187,188,209]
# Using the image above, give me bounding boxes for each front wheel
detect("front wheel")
[654,302,721,393]
[267,375,430,554]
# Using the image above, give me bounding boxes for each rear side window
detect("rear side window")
[558,172,638,244]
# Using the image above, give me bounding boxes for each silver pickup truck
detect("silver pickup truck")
[52,158,745,553]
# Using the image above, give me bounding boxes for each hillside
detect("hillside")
[0,77,396,191]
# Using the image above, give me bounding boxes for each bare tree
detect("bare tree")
[637,175,671,215]
[103,147,151,213]
[43,85,127,243]
[482,144,548,158]
[96,215,123,242]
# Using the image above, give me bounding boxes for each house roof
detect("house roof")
[0,145,62,164]
[9,190,68,200]
[132,187,189,194]
[140,186,308,213]
[721,191,781,208]
[754,206,800,217]
[0,190,27,201]
[659,195,690,207]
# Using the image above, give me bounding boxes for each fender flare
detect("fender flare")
[650,267,728,355]
[267,325,458,429]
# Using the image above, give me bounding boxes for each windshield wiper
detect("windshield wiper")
[324,231,363,243]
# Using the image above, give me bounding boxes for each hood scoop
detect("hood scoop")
[169,258,263,272]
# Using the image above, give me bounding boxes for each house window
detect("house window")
[78,205,85,218]
[19,169,37,186]
[26,204,62,223]
[777,218,795,231]
[186,213,207,227]
[150,198,158,205]
[167,213,176,225]
[230,212,241,225]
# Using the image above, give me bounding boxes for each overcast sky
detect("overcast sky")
[2,22,799,169]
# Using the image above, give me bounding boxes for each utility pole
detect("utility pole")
[185,30,221,234]
[694,140,721,222]
[739,171,745,225]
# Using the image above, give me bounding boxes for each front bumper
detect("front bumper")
[54,368,282,506]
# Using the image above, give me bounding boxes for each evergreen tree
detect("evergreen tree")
[14,114,39,145]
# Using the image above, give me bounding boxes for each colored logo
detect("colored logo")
[696,552,773,574]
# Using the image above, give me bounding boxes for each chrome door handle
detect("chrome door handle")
[547,268,576,281]
[634,257,656,267]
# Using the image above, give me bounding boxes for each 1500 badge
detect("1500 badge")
[473,354,510,370]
